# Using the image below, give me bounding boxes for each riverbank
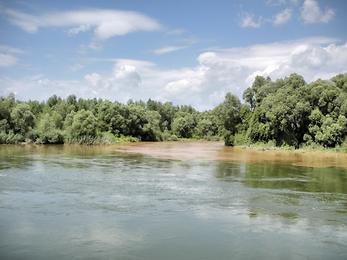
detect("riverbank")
[236,142,347,153]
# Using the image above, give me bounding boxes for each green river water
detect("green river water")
[0,143,346,260]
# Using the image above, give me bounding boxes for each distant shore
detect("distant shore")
[1,139,347,153]
[235,143,347,154]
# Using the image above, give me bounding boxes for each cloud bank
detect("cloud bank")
[1,37,346,110]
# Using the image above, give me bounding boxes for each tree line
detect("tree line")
[0,73,346,148]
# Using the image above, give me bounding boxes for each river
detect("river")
[0,142,346,259]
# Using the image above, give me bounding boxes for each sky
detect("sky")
[0,0,347,110]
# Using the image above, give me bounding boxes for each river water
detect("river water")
[0,142,347,259]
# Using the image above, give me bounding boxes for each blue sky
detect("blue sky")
[0,0,347,110]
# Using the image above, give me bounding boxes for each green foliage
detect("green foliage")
[142,110,162,141]
[172,112,196,138]
[339,138,347,152]
[234,132,249,145]
[97,101,126,134]
[10,103,36,136]
[123,104,148,138]
[98,131,118,144]
[243,73,347,149]
[65,110,98,144]
[36,113,63,144]
[161,130,178,141]
[214,93,241,134]
[224,131,235,146]
[0,72,346,148]
[196,118,216,137]
[313,115,347,147]
[0,132,24,144]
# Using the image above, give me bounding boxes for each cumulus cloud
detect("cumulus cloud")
[4,8,161,39]
[240,13,263,28]
[2,38,347,110]
[301,0,335,24]
[82,60,150,101]
[273,8,292,26]
[79,37,347,110]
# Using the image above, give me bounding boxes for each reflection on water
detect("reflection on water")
[0,143,347,260]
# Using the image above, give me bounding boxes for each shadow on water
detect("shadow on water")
[214,160,347,226]
[214,160,347,194]
[0,144,177,171]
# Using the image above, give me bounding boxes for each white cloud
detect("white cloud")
[0,45,23,67]
[240,13,263,28]
[152,45,187,55]
[0,75,83,99]
[2,38,347,111]
[0,45,24,54]
[0,53,17,67]
[273,8,292,26]
[84,73,102,88]
[84,37,347,110]
[114,63,142,88]
[301,0,335,24]
[4,8,161,40]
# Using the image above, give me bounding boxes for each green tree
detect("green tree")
[36,113,63,144]
[10,103,36,135]
[172,113,196,138]
[97,101,126,134]
[214,93,241,145]
[142,110,162,141]
[123,104,148,138]
[65,110,98,143]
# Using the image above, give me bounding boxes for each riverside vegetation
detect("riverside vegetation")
[1,73,347,150]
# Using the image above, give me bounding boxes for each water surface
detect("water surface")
[0,143,347,260]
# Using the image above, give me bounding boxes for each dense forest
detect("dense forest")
[1,73,347,149]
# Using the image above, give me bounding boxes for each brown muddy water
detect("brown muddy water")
[0,142,347,260]
[115,141,347,168]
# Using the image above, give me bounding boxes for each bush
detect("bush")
[224,132,235,146]
[36,114,63,144]
[338,138,347,152]
[115,135,139,143]
[161,130,178,141]
[64,110,98,144]
[99,131,118,144]
[0,132,24,144]
[205,135,221,141]
[234,132,249,145]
